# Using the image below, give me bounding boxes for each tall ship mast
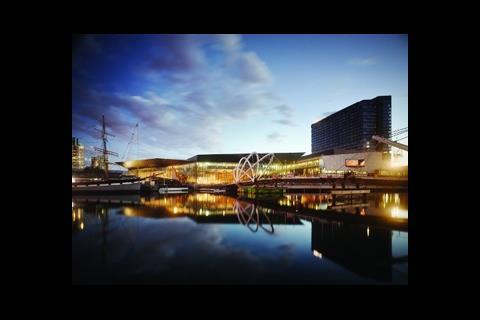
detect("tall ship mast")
[94,115,119,180]
[72,115,142,193]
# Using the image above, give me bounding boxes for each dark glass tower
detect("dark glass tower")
[311,96,392,153]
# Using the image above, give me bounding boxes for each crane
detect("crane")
[372,135,408,152]
[371,127,408,152]
[122,123,139,161]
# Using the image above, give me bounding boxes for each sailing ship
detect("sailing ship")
[72,115,143,193]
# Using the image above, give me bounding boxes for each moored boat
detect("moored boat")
[198,188,226,194]
[72,179,143,193]
[158,187,189,194]
[73,115,143,194]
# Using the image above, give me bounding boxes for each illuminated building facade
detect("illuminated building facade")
[311,96,392,154]
[72,137,85,169]
[117,153,305,185]
[289,150,406,177]
[118,149,406,184]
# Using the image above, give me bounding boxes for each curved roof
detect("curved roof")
[187,152,305,163]
[117,152,305,169]
[116,158,191,170]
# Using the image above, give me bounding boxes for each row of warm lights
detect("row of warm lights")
[306,203,329,210]
[198,208,211,216]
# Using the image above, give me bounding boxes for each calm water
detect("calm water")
[72,192,408,284]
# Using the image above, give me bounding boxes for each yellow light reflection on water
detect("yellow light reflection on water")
[173,207,178,214]
[391,206,408,219]
[124,207,134,216]
[80,222,84,230]
[313,250,322,258]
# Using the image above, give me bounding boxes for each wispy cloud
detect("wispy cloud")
[349,57,376,66]
[273,104,295,126]
[274,119,293,126]
[266,132,285,143]
[149,35,207,73]
[72,34,283,158]
[235,51,272,83]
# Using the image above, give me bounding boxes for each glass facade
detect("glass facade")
[125,150,406,184]
[121,153,305,185]
[131,161,292,185]
[311,96,392,154]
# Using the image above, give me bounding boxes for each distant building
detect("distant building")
[72,137,85,169]
[311,96,392,154]
[90,155,106,170]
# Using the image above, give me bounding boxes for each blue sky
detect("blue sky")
[72,34,408,168]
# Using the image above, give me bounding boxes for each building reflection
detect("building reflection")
[72,204,85,234]
[72,201,111,261]
[234,200,275,233]
[136,195,302,232]
[72,192,407,282]
[72,194,303,235]
[311,220,395,282]
[278,192,408,219]
[272,193,408,282]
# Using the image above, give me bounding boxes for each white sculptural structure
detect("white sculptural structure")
[233,152,275,184]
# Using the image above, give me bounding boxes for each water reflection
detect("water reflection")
[234,200,274,233]
[72,192,408,284]
[310,221,406,282]
[280,192,408,219]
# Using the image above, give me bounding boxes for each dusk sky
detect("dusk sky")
[72,34,408,168]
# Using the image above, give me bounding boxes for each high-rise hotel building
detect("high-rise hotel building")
[311,96,392,154]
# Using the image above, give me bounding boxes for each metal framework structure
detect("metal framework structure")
[372,135,408,152]
[233,152,275,184]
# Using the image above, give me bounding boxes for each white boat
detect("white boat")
[73,180,142,193]
[158,187,189,194]
[198,188,226,194]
